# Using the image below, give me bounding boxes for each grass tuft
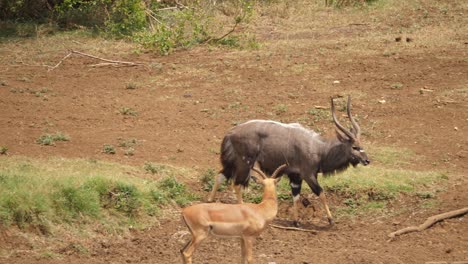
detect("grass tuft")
[36,132,70,146]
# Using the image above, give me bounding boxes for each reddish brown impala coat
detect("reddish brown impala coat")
[181,165,286,264]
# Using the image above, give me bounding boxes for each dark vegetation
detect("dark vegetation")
[0,0,374,54]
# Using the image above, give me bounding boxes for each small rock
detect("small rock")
[378,100,386,104]
[333,80,340,84]
[454,127,458,131]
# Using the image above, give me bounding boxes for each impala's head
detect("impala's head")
[331,96,370,167]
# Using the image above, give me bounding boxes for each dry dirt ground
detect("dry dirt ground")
[0,1,467,264]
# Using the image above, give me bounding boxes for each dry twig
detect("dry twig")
[270,224,318,234]
[387,207,468,241]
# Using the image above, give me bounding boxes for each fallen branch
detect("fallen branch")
[270,224,318,234]
[387,207,468,241]
[48,50,146,71]
[48,52,72,71]
[70,50,144,66]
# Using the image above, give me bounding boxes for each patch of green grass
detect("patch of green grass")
[368,145,417,168]
[307,108,330,122]
[0,156,197,234]
[319,164,446,219]
[322,166,446,201]
[144,162,173,175]
[273,104,288,115]
[199,168,224,192]
[36,132,70,146]
[156,176,199,206]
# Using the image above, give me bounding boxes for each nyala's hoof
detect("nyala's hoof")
[293,221,301,228]
[328,218,335,225]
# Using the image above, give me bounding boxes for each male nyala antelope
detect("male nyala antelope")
[180,164,286,264]
[208,96,370,225]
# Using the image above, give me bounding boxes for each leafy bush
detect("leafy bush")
[106,0,147,37]
[2,0,256,54]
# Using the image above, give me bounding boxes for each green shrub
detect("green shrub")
[53,185,100,219]
[110,183,141,216]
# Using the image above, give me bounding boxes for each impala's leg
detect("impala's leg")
[319,192,333,225]
[303,174,333,225]
[181,231,208,264]
[207,173,226,202]
[180,239,191,264]
[289,174,303,226]
[241,236,254,264]
[240,237,246,264]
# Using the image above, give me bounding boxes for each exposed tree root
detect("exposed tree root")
[387,207,468,241]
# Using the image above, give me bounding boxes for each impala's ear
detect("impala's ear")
[251,175,263,184]
[274,176,283,184]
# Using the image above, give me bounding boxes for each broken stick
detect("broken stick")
[270,224,318,234]
[388,207,468,240]
[48,50,146,71]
